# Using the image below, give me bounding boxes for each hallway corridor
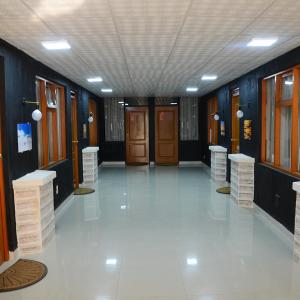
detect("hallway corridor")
[2,165,300,300]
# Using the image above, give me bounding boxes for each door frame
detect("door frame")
[231,88,240,154]
[88,99,99,146]
[0,58,9,263]
[154,105,179,165]
[71,91,79,189]
[125,106,149,165]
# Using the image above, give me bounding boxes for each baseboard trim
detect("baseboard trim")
[179,161,203,166]
[101,161,126,167]
[254,203,294,251]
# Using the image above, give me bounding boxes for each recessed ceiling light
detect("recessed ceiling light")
[247,38,277,47]
[87,77,103,83]
[202,75,218,81]
[41,40,71,50]
[186,258,198,266]
[285,80,293,85]
[106,258,117,265]
[170,102,178,105]
[118,101,124,104]
[101,88,113,93]
[186,87,198,92]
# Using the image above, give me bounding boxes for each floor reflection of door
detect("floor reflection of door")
[71,91,79,189]
[125,107,149,165]
[231,89,240,154]
[155,106,178,165]
[0,99,9,265]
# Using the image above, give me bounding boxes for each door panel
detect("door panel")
[231,92,240,153]
[155,106,178,165]
[89,99,98,146]
[126,107,149,164]
[71,92,79,189]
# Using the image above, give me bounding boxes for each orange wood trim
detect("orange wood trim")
[60,87,66,159]
[0,116,9,262]
[280,100,293,106]
[263,66,300,80]
[40,80,48,167]
[291,68,299,173]
[274,75,282,167]
[261,79,267,162]
[52,110,58,161]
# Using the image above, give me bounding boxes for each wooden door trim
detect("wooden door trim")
[0,63,9,262]
[125,106,149,165]
[71,92,79,189]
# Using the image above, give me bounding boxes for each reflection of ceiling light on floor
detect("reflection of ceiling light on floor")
[120,205,127,210]
[106,258,117,265]
[186,258,198,266]
[123,192,127,196]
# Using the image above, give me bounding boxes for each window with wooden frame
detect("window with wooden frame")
[261,66,300,175]
[207,97,218,144]
[36,78,66,168]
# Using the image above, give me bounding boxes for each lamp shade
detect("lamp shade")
[214,113,220,121]
[32,109,42,121]
[236,109,244,119]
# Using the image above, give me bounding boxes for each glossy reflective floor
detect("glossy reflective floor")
[1,165,300,300]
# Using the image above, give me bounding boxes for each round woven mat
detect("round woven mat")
[216,186,231,194]
[0,259,48,292]
[74,188,95,195]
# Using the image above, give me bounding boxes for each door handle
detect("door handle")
[72,140,79,144]
[0,153,2,159]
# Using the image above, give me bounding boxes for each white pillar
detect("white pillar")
[82,147,99,186]
[228,154,255,208]
[292,182,300,261]
[12,170,56,255]
[209,146,227,185]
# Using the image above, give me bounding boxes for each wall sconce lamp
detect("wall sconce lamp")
[209,112,220,121]
[22,99,42,121]
[88,112,94,123]
[236,103,250,119]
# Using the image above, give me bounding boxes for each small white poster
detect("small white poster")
[17,123,32,153]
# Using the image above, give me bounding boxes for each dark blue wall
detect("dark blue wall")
[0,39,101,250]
[201,46,300,233]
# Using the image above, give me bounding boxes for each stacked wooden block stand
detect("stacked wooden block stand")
[82,147,99,186]
[12,170,56,255]
[209,146,227,185]
[228,154,255,208]
[292,182,300,261]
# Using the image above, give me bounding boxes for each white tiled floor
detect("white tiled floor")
[1,165,300,300]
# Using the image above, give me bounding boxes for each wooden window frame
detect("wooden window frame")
[37,77,66,169]
[207,97,218,145]
[261,65,300,176]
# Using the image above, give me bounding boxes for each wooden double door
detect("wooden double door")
[125,106,178,165]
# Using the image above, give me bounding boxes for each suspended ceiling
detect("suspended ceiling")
[1,0,300,97]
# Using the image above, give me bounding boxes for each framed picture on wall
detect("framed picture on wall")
[220,120,225,136]
[244,120,252,140]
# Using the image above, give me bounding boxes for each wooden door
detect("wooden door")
[155,106,179,165]
[89,99,98,146]
[0,106,9,265]
[125,107,149,165]
[231,91,240,153]
[71,92,79,189]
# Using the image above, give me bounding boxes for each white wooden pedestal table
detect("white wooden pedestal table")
[292,182,300,261]
[209,146,227,185]
[12,170,56,256]
[82,147,99,186]
[228,154,255,208]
